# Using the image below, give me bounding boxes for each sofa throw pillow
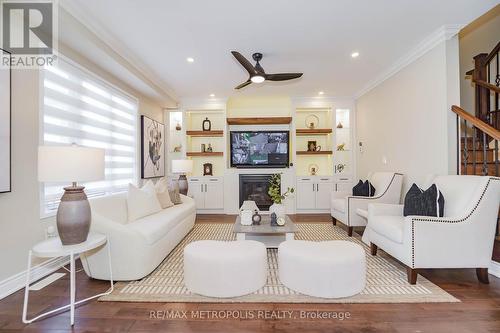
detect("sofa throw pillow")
[168,179,182,205]
[403,183,445,217]
[155,178,174,209]
[353,180,376,197]
[127,181,162,222]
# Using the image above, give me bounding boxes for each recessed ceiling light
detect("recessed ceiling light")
[209,93,215,97]
[351,52,359,58]
[186,57,194,63]
[318,91,324,95]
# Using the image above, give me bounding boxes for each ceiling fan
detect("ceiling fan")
[231,51,303,89]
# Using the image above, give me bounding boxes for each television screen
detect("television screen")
[230,131,289,168]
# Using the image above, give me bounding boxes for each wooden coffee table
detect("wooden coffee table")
[233,215,298,248]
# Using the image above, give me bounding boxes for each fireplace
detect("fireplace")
[239,174,273,211]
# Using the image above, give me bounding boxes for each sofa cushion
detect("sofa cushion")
[127,198,195,245]
[403,184,444,217]
[331,198,346,213]
[127,181,162,222]
[155,178,174,209]
[369,216,405,243]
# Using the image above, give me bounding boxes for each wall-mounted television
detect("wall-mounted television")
[230,131,289,168]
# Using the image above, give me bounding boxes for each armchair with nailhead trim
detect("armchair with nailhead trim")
[367,175,500,284]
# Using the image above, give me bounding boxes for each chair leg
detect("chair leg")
[370,243,378,256]
[476,268,489,284]
[407,267,417,285]
[331,217,336,226]
[347,226,353,237]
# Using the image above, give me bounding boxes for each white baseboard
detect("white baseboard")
[489,260,500,278]
[0,256,70,300]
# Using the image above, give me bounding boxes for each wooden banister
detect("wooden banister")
[452,105,500,140]
[485,41,500,63]
[472,79,500,94]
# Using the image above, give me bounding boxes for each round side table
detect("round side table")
[22,233,113,326]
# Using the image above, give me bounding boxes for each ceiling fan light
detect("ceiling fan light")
[251,75,265,83]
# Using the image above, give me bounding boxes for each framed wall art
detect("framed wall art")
[141,115,165,179]
[0,48,11,193]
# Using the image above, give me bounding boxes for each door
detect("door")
[204,178,224,209]
[336,180,352,193]
[188,179,205,209]
[296,179,316,210]
[316,182,334,209]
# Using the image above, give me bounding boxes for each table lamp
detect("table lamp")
[38,145,105,245]
[172,159,193,195]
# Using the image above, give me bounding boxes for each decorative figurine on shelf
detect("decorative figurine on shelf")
[206,143,213,152]
[173,144,182,152]
[176,123,182,131]
[335,163,346,173]
[202,117,211,131]
[270,212,278,226]
[305,114,319,129]
[337,122,343,129]
[201,144,206,152]
[203,163,213,176]
[308,163,319,176]
[337,143,345,151]
[277,216,286,226]
[307,141,321,152]
[252,210,262,225]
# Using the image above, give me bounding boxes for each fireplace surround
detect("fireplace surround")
[239,174,273,211]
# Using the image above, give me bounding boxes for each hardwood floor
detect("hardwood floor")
[1,214,499,333]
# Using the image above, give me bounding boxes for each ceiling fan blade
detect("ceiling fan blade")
[266,73,303,81]
[235,80,252,89]
[231,51,257,75]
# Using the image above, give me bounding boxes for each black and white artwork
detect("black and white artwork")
[141,115,165,179]
[0,49,11,193]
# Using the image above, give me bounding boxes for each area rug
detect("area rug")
[100,223,459,303]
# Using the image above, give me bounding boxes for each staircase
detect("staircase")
[456,40,500,262]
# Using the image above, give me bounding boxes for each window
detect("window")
[41,58,138,216]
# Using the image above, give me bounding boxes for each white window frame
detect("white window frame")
[39,55,139,218]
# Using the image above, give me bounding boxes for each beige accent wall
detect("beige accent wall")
[459,5,500,115]
[356,38,460,195]
[227,95,291,117]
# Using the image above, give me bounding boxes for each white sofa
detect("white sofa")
[80,193,196,281]
[368,176,500,284]
[331,172,403,236]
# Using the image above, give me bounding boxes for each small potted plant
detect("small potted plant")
[268,174,294,218]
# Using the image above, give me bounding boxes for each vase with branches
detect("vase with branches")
[268,174,294,218]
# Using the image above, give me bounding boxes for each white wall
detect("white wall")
[356,37,460,195]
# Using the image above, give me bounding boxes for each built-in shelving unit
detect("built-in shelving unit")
[226,117,292,125]
[295,107,334,176]
[186,130,224,137]
[296,150,333,155]
[296,128,332,135]
[186,152,224,157]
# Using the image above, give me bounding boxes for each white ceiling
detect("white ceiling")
[62,0,498,101]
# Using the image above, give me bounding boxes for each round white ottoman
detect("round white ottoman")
[278,240,366,298]
[184,240,267,298]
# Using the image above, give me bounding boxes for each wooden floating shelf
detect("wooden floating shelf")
[186,152,224,157]
[226,117,292,125]
[186,130,224,137]
[296,129,332,135]
[296,151,333,155]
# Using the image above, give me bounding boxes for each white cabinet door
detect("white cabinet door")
[296,181,316,210]
[188,180,205,209]
[204,179,224,209]
[336,181,352,193]
[316,182,333,209]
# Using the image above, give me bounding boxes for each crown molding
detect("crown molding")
[354,24,464,99]
[59,1,178,103]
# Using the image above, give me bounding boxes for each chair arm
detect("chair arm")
[368,203,404,217]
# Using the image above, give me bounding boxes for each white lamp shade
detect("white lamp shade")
[172,159,193,173]
[38,146,105,182]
